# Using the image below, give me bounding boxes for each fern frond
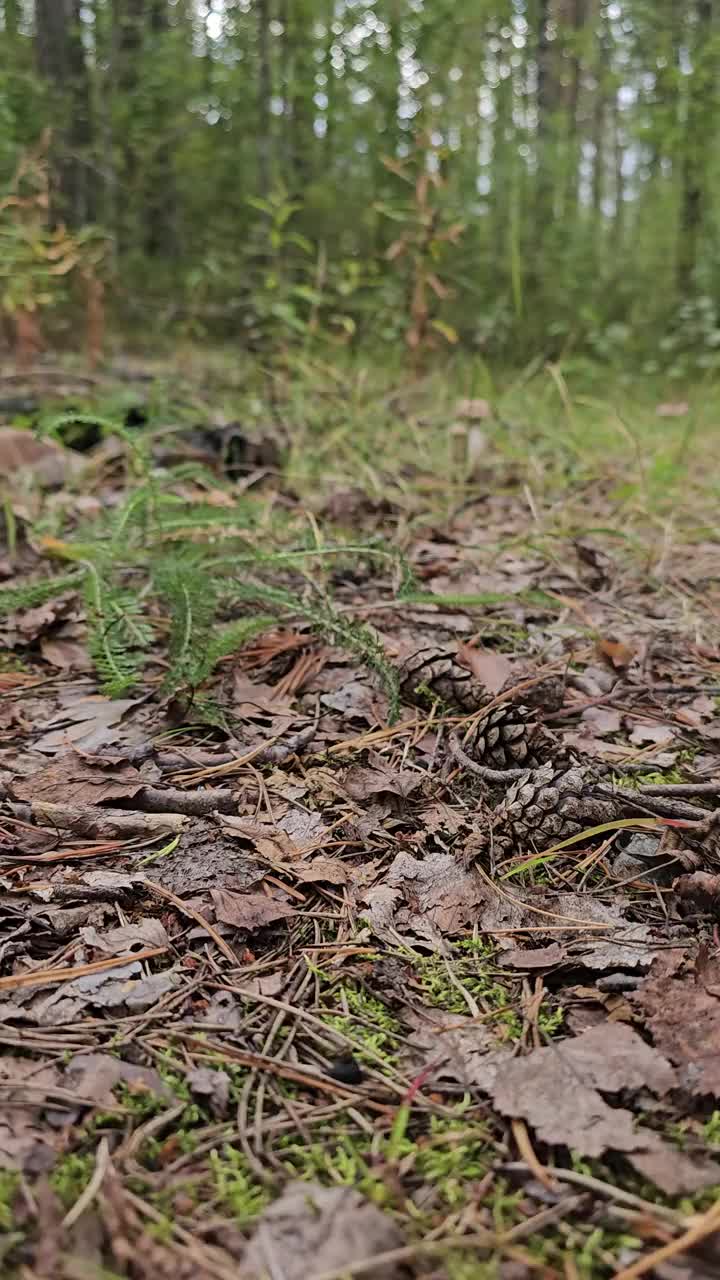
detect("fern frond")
[153,554,219,693]
[0,571,84,616]
[227,580,400,720]
[202,617,275,675]
[83,564,149,696]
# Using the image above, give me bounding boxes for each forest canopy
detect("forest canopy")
[1,1,718,367]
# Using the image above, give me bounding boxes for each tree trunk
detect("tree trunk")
[257,0,272,199]
[3,0,19,39]
[145,0,178,257]
[35,0,96,225]
[677,0,715,293]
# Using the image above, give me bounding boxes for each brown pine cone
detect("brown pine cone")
[461,704,553,770]
[502,670,566,714]
[398,647,485,712]
[466,762,618,862]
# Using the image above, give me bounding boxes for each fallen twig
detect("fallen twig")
[0,946,168,993]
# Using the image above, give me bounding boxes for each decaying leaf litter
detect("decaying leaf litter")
[1,369,720,1279]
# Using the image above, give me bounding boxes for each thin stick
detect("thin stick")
[612,1196,720,1280]
[0,946,168,993]
[145,879,239,966]
[61,1138,111,1229]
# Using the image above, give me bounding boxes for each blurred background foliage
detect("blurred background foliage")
[1,1,719,372]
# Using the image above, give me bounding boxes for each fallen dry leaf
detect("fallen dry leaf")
[29,963,180,1025]
[490,1023,675,1158]
[79,917,169,954]
[597,637,636,669]
[363,849,486,945]
[498,942,567,970]
[629,720,675,747]
[456,642,513,694]
[63,1052,177,1109]
[0,1056,60,1173]
[632,951,720,1095]
[401,1004,507,1092]
[290,856,351,885]
[0,428,77,488]
[344,760,425,801]
[185,1065,230,1117]
[581,706,621,736]
[33,694,142,755]
[211,888,296,931]
[10,755,146,807]
[241,1181,405,1280]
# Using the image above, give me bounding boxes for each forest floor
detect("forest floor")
[1,352,720,1279]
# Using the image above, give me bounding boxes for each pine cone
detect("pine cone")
[502,671,566,714]
[465,762,618,863]
[499,762,618,846]
[461,704,552,770]
[398,647,485,712]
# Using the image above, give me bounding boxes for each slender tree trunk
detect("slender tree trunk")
[612,87,624,242]
[35,0,95,225]
[677,0,714,293]
[145,0,178,257]
[535,0,556,227]
[3,0,19,38]
[257,0,272,199]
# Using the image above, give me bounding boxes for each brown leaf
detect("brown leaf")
[597,637,636,669]
[674,872,720,909]
[498,943,567,970]
[210,888,295,931]
[363,849,486,944]
[231,671,298,719]
[11,755,146,807]
[632,952,720,1095]
[185,1066,230,1118]
[629,720,675,747]
[580,706,621,737]
[242,1182,405,1280]
[344,761,424,801]
[629,1137,720,1195]
[39,637,91,671]
[0,428,76,488]
[30,963,181,1025]
[401,1004,507,1092]
[0,1056,60,1173]
[490,1023,676,1158]
[79,918,169,954]
[33,694,142,755]
[456,643,513,694]
[62,1052,177,1110]
[480,889,669,974]
[291,856,350,885]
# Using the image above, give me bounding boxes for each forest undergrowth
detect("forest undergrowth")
[0,351,719,1280]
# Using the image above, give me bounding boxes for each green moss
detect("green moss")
[49,1152,95,1208]
[320,982,403,1067]
[416,950,523,1040]
[210,1147,271,1224]
[702,1109,720,1146]
[0,1171,19,1232]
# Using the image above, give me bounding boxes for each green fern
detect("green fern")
[226,579,400,721]
[153,554,274,695]
[0,415,406,715]
[0,571,84,615]
[83,564,150,696]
